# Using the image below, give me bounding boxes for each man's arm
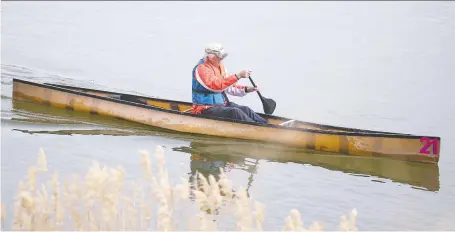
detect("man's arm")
[222,66,247,96]
[225,85,247,97]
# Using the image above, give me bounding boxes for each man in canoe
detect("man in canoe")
[191,42,268,124]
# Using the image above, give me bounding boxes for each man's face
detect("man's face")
[207,55,222,66]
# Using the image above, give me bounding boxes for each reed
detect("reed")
[2,146,359,231]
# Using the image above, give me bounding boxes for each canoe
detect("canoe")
[12,78,441,164]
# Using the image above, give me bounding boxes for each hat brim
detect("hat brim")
[220,52,228,59]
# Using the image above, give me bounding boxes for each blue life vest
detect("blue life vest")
[192,58,225,105]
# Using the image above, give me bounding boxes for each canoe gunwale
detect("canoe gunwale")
[13,78,440,140]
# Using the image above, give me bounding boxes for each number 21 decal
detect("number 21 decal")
[419,137,439,155]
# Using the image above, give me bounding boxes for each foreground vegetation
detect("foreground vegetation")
[1,146,358,231]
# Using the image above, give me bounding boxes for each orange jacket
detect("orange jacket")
[192,60,246,114]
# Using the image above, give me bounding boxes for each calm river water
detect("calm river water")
[2,1,455,230]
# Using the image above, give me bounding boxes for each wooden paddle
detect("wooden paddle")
[248,76,276,115]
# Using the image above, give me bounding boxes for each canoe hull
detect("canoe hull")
[12,79,441,164]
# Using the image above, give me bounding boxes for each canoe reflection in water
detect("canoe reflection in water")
[173,142,261,201]
[173,140,440,194]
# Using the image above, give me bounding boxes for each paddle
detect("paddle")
[248,76,276,115]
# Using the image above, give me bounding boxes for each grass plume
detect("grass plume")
[2,146,359,231]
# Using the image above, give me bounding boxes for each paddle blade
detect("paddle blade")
[248,76,276,114]
[261,97,276,115]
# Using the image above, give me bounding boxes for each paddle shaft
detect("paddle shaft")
[248,77,265,101]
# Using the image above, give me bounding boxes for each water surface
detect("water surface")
[2,1,455,230]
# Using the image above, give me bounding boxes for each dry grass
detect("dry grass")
[1,146,359,231]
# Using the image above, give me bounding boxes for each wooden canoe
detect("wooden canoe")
[12,78,441,164]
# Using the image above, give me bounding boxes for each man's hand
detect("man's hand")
[245,86,259,93]
[236,70,252,79]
